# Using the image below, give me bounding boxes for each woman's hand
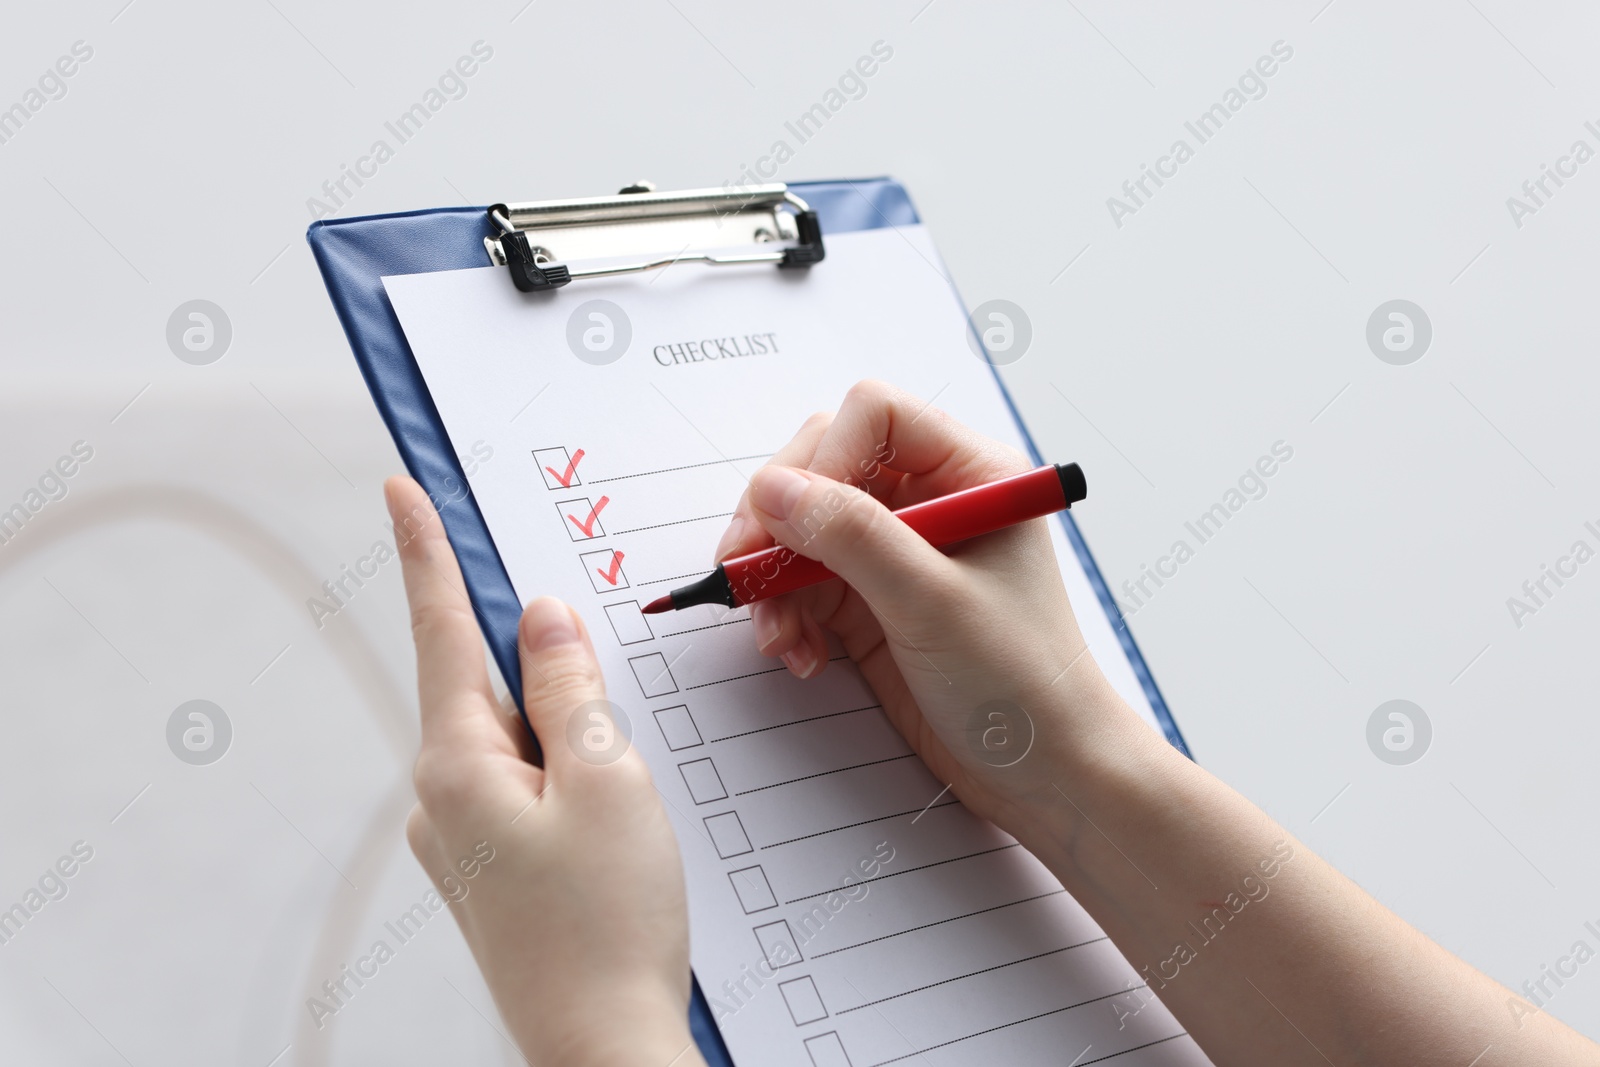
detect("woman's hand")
[713,380,1157,835]
[386,476,706,1067]
[715,386,1600,1067]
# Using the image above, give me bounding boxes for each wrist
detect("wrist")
[513,990,706,1067]
[997,680,1185,869]
[584,1025,705,1067]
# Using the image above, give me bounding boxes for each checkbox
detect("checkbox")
[557,496,608,541]
[653,705,703,751]
[604,601,654,646]
[753,920,803,970]
[780,976,829,1025]
[679,758,728,804]
[728,866,777,914]
[628,652,678,697]
[704,811,752,858]
[582,549,629,592]
[534,447,582,490]
[803,1032,851,1066]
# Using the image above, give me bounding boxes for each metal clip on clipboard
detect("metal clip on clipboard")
[485,181,825,292]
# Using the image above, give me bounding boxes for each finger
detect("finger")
[799,581,880,659]
[714,411,833,563]
[746,465,958,623]
[749,598,802,657]
[780,614,830,679]
[495,688,540,763]
[387,476,500,749]
[808,380,1031,508]
[516,596,610,780]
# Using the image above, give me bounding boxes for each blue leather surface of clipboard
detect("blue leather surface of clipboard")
[307,177,1190,1067]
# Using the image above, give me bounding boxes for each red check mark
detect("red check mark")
[545,448,585,488]
[567,495,610,538]
[597,550,625,586]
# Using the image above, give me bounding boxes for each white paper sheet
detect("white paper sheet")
[384,225,1209,1066]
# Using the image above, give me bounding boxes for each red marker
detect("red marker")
[641,463,1086,614]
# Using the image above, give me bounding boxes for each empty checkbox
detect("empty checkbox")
[780,976,828,1025]
[704,811,752,858]
[804,1032,851,1066]
[679,758,728,804]
[728,866,778,914]
[604,601,654,646]
[753,920,803,970]
[628,652,678,697]
[653,705,703,750]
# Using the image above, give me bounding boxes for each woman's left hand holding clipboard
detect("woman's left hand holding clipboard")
[385,476,709,1067]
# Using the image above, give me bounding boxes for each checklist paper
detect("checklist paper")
[384,226,1209,1067]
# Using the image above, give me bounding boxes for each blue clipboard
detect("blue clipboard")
[307,177,1190,1067]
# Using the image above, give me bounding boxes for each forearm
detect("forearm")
[1011,686,1596,1066]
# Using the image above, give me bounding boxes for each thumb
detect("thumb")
[517,596,622,777]
[746,465,956,618]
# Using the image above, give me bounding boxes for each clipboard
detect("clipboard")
[307,178,1191,1066]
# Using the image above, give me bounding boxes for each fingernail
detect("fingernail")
[523,596,580,651]
[781,645,818,678]
[713,516,746,562]
[750,466,809,520]
[750,601,782,652]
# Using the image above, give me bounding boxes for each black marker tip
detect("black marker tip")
[645,566,738,614]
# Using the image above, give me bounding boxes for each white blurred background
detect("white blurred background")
[2,1,1597,1062]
